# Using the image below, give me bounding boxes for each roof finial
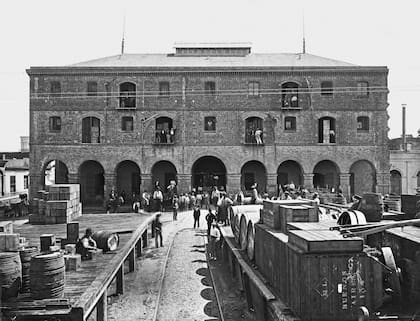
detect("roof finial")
[121,11,126,55]
[302,9,306,54]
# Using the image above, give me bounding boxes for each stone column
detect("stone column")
[339,173,351,201]
[104,173,116,200]
[29,173,42,201]
[376,171,390,195]
[68,172,79,184]
[303,173,314,190]
[266,173,278,196]
[227,173,241,193]
[176,174,191,194]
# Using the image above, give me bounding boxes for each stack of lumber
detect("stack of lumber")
[29,184,82,224]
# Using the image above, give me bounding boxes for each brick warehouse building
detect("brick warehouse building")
[27,43,390,207]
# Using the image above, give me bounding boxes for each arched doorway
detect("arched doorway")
[277,160,303,189]
[192,156,226,192]
[43,160,69,187]
[241,161,267,192]
[281,82,299,108]
[116,161,141,202]
[349,160,376,196]
[79,161,104,205]
[390,170,402,195]
[245,117,264,144]
[313,160,340,191]
[151,161,177,192]
[155,117,175,144]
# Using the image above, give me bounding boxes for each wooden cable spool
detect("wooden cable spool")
[19,246,38,293]
[337,210,367,225]
[30,252,65,300]
[92,231,119,252]
[239,211,261,251]
[381,247,402,301]
[233,214,241,244]
[0,252,22,299]
[246,221,256,261]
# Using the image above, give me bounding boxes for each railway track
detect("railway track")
[152,228,224,321]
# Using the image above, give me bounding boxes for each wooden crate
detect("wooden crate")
[279,205,318,232]
[287,242,383,321]
[0,221,13,233]
[287,220,337,231]
[288,230,364,254]
[401,194,420,218]
[254,223,289,303]
[262,200,315,229]
[0,233,20,251]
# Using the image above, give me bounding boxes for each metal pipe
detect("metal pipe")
[402,104,407,151]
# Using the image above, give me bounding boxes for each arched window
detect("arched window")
[319,117,336,143]
[281,82,299,108]
[155,117,174,144]
[50,81,61,97]
[357,116,369,131]
[119,82,136,108]
[245,117,263,144]
[82,117,100,143]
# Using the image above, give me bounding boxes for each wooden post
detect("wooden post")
[67,222,79,242]
[136,239,142,257]
[142,229,148,248]
[128,248,135,272]
[116,265,124,295]
[96,290,107,321]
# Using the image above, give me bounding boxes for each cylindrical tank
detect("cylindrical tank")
[19,246,38,293]
[92,231,119,252]
[30,252,65,299]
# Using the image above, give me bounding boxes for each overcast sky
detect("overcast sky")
[1,0,419,151]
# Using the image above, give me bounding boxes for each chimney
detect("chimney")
[402,104,407,151]
[2,154,5,160]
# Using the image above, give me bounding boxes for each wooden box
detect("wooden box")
[67,222,79,242]
[288,230,364,254]
[254,223,289,303]
[262,200,314,229]
[0,233,20,251]
[0,221,13,233]
[279,205,318,232]
[401,194,420,218]
[287,242,382,321]
[40,234,56,251]
[287,220,337,231]
[64,254,81,271]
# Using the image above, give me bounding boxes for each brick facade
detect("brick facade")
[27,45,390,206]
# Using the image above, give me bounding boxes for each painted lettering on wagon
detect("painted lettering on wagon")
[340,256,366,310]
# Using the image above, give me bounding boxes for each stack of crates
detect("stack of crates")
[29,184,82,224]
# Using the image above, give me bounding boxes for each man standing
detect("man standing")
[193,205,201,228]
[154,213,163,247]
[172,195,179,221]
[209,222,220,260]
[205,210,216,236]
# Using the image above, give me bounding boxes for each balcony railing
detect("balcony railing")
[154,130,175,145]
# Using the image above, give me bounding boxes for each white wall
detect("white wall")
[390,150,420,195]
[2,169,29,196]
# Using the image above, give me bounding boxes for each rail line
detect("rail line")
[151,228,224,321]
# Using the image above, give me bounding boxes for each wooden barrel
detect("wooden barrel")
[246,221,256,261]
[92,230,119,252]
[233,214,240,244]
[337,210,367,225]
[358,193,384,222]
[0,252,22,299]
[19,247,38,293]
[30,252,65,299]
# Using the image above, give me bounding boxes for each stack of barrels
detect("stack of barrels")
[30,252,65,299]
[0,252,22,298]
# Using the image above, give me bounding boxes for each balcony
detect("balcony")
[281,95,301,110]
[154,130,175,145]
[244,132,264,146]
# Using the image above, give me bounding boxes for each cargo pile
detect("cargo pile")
[29,184,82,224]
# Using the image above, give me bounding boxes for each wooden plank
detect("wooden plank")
[116,266,124,295]
[96,290,107,321]
[128,248,135,272]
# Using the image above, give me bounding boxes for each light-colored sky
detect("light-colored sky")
[1,0,419,151]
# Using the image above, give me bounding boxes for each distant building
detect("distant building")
[0,155,29,197]
[389,132,420,195]
[27,43,390,207]
[20,136,29,153]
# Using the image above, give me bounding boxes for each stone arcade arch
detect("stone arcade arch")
[241,161,267,192]
[115,161,141,202]
[390,170,402,195]
[277,160,303,189]
[43,160,69,187]
[191,156,226,192]
[79,160,104,205]
[349,160,376,196]
[313,160,340,191]
[151,161,177,191]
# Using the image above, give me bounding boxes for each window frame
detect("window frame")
[248,81,260,97]
[121,116,134,132]
[10,175,16,193]
[50,81,61,97]
[24,175,29,189]
[321,81,334,96]
[356,81,369,98]
[82,116,101,143]
[119,82,137,108]
[204,116,216,132]
[159,81,170,97]
[204,81,216,96]
[49,116,62,132]
[357,116,370,131]
[284,116,297,131]
[87,81,98,97]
